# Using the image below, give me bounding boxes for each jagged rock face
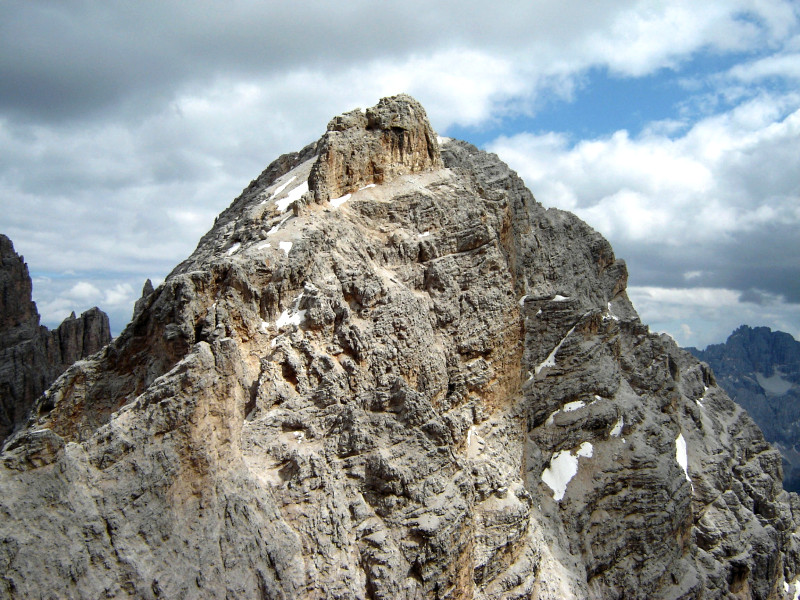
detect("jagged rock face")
[689,325,800,492]
[0,235,112,444]
[309,94,443,203]
[1,96,799,599]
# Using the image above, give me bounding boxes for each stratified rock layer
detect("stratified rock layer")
[0,235,111,444]
[1,96,799,599]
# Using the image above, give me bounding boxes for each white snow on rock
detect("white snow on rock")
[519,294,528,307]
[359,183,376,190]
[226,242,241,256]
[609,416,624,437]
[535,325,576,374]
[541,442,594,501]
[257,242,271,250]
[275,292,306,331]
[546,400,587,426]
[259,321,270,334]
[784,577,800,600]
[276,180,308,213]
[268,214,292,235]
[676,433,692,486]
[268,176,295,202]
[279,241,293,256]
[552,294,570,302]
[330,193,351,208]
[418,231,431,238]
[605,302,619,321]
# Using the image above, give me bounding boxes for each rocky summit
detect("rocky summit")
[0,234,111,446]
[1,95,799,599]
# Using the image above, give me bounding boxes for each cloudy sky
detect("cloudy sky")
[1,0,798,348]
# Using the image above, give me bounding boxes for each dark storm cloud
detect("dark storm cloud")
[0,0,673,123]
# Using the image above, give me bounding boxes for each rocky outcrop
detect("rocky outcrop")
[308,94,443,203]
[689,325,800,492]
[0,235,111,444]
[1,96,799,599]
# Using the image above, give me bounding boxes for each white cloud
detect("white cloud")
[628,285,800,347]
[66,281,101,302]
[489,93,800,247]
[104,283,135,307]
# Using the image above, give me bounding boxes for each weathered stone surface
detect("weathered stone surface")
[0,235,111,445]
[308,94,443,204]
[688,325,800,493]
[1,96,798,599]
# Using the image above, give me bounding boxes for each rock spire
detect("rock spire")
[0,234,111,444]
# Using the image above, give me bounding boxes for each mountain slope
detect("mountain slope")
[1,95,798,599]
[688,325,800,493]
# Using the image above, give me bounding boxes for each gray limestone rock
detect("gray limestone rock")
[1,96,798,599]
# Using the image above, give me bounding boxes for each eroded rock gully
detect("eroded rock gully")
[1,96,799,599]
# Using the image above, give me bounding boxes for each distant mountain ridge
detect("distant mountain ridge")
[0,234,112,445]
[687,325,800,491]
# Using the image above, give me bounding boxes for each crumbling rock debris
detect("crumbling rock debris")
[1,96,799,599]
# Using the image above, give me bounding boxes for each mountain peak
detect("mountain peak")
[2,99,798,599]
[308,94,443,204]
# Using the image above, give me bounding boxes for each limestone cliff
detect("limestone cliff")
[0,235,111,444]
[1,97,799,599]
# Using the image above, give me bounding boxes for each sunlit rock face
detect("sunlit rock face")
[1,96,799,600]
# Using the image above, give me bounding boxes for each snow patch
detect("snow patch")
[279,241,293,255]
[541,442,593,501]
[226,242,241,256]
[275,291,306,331]
[257,242,271,250]
[258,321,270,334]
[610,416,624,437]
[535,325,576,374]
[269,176,295,201]
[562,400,585,413]
[519,294,528,307]
[552,294,570,302]
[676,433,692,487]
[276,180,308,212]
[418,231,431,238]
[785,578,800,600]
[756,370,793,395]
[267,214,292,235]
[359,183,376,190]
[330,193,351,208]
[605,302,619,321]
